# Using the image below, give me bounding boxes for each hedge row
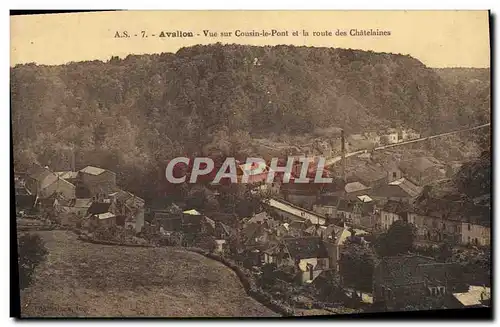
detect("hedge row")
[77,235,156,248]
[185,247,295,317]
[17,225,61,231]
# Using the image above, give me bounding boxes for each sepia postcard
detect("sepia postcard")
[11,10,491,319]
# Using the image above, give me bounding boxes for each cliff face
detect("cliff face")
[10,44,490,197]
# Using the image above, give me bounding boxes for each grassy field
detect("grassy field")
[19,231,279,317]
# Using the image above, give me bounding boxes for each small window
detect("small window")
[392,172,397,179]
[468,224,471,231]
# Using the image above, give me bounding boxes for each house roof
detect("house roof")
[181,213,204,225]
[414,197,491,226]
[238,161,268,175]
[388,178,423,197]
[183,209,201,215]
[27,165,53,181]
[316,195,340,206]
[247,211,270,224]
[55,171,79,180]
[344,182,370,194]
[88,202,112,215]
[381,200,410,215]
[69,198,93,208]
[399,157,443,174]
[97,212,115,220]
[29,166,59,190]
[453,286,491,307]
[357,195,373,203]
[242,222,265,241]
[315,224,351,245]
[266,198,326,225]
[283,236,329,259]
[111,189,145,208]
[289,220,310,230]
[353,165,387,183]
[281,182,321,195]
[79,166,109,176]
[205,212,238,227]
[337,199,355,212]
[373,178,422,199]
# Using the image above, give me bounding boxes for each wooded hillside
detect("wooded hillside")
[11,44,490,199]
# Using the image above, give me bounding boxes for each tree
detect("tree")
[18,233,48,290]
[218,184,263,217]
[375,220,417,257]
[380,135,390,146]
[339,239,379,293]
[437,240,453,262]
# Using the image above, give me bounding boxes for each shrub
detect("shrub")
[18,233,48,290]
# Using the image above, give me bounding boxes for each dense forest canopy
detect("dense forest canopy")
[10,44,490,199]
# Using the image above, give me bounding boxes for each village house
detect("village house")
[89,212,117,229]
[109,189,145,233]
[241,221,274,248]
[264,236,332,284]
[381,129,399,145]
[273,220,313,239]
[408,200,461,244]
[398,157,446,186]
[459,208,491,247]
[377,200,411,231]
[307,224,353,272]
[26,165,76,200]
[87,201,114,217]
[265,198,327,226]
[25,165,57,196]
[336,198,376,229]
[61,198,93,217]
[312,195,341,219]
[280,182,320,210]
[348,165,388,189]
[204,216,236,253]
[371,178,423,205]
[244,211,271,225]
[78,166,117,197]
[55,171,79,184]
[343,182,371,200]
[383,161,403,183]
[36,195,59,217]
[373,255,459,311]
[181,209,206,234]
[409,197,490,246]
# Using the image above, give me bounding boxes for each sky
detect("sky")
[10,10,491,68]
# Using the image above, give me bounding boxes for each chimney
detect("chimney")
[71,148,76,172]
